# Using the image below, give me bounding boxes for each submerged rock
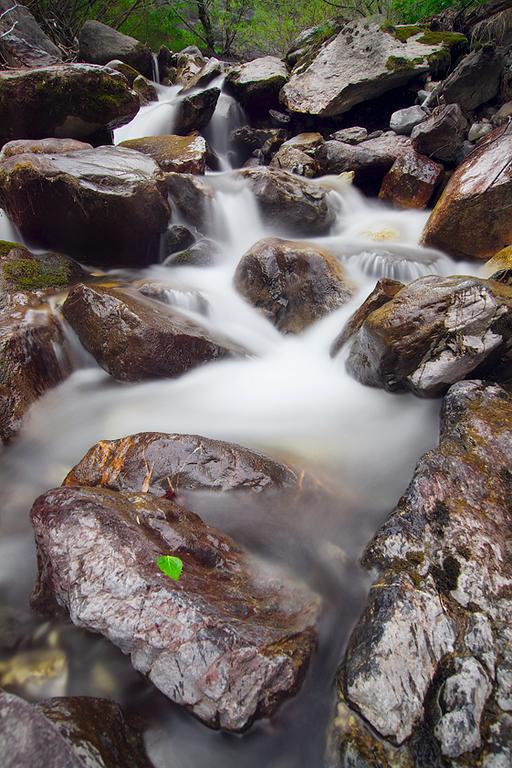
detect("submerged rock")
[411,103,468,162]
[234,237,352,333]
[0,1,62,68]
[0,64,139,147]
[79,20,153,78]
[62,284,244,382]
[31,485,319,730]
[0,690,153,767]
[226,56,289,111]
[120,133,208,174]
[421,123,512,260]
[346,275,512,397]
[0,146,170,267]
[379,150,443,209]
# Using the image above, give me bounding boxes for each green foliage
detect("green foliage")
[387,0,485,25]
[156,555,183,581]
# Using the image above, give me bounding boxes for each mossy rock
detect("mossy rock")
[0,240,87,292]
[384,24,468,76]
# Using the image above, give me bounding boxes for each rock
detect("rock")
[482,246,512,278]
[104,58,140,84]
[285,19,342,68]
[411,103,468,162]
[234,237,352,333]
[171,49,205,87]
[333,381,512,764]
[64,431,300,495]
[425,45,503,112]
[330,127,368,145]
[30,484,319,730]
[164,238,218,267]
[0,690,153,767]
[280,22,466,118]
[162,225,195,257]
[421,124,512,260]
[239,167,335,235]
[389,105,426,135]
[132,74,158,105]
[468,121,493,142]
[330,278,403,356]
[280,132,324,152]
[346,275,512,397]
[378,150,443,209]
[231,126,288,161]
[226,56,289,111]
[0,138,92,157]
[79,20,153,78]
[0,1,62,67]
[173,87,220,135]
[0,241,87,293]
[270,145,318,177]
[166,173,215,232]
[62,284,244,382]
[182,57,223,91]
[492,100,512,126]
[0,64,139,148]
[120,133,208,174]
[0,146,170,267]
[268,109,291,128]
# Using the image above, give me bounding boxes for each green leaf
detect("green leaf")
[156,555,183,581]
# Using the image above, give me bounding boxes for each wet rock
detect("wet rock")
[482,246,512,278]
[0,690,153,767]
[0,1,62,67]
[346,275,512,397]
[0,146,170,267]
[239,167,335,235]
[231,126,288,159]
[270,145,318,177]
[164,238,218,267]
[281,132,324,152]
[62,284,244,382]
[166,172,215,232]
[411,103,468,162]
[492,100,512,126]
[280,21,465,118]
[31,485,319,730]
[468,121,493,143]
[389,105,426,135]
[104,58,140,84]
[171,49,205,87]
[120,133,208,174]
[182,57,223,91]
[79,20,153,78]
[64,431,300,495]
[379,150,443,209]
[425,45,503,112]
[173,87,220,135]
[330,127,368,145]
[0,64,139,147]
[234,237,352,333]
[163,225,195,257]
[0,241,87,293]
[132,75,158,105]
[333,381,512,763]
[226,56,288,111]
[421,123,512,260]
[0,138,92,157]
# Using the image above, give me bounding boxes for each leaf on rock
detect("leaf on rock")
[156,555,183,581]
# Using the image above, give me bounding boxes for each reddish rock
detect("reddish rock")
[120,133,208,174]
[379,150,443,209]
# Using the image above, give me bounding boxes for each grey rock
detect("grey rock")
[426,45,503,112]
[226,56,288,110]
[389,105,426,135]
[270,145,318,177]
[468,121,492,142]
[79,19,153,78]
[173,87,220,134]
[0,1,62,67]
[330,127,368,144]
[465,613,496,676]
[411,103,468,162]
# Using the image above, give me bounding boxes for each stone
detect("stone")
[468,121,493,142]
[79,20,153,78]
[173,87,220,135]
[0,241,87,293]
[104,58,140,84]
[226,56,289,111]
[0,1,62,67]
[0,138,92,157]
[0,64,139,147]
[330,127,368,145]
[162,225,195,257]
[425,45,503,112]
[280,21,466,118]
[31,484,319,731]
[411,103,468,162]
[164,238,218,267]
[346,275,512,397]
[0,690,153,768]
[389,105,426,135]
[120,133,208,174]
[281,132,324,152]
[231,126,288,161]
[132,74,158,105]
[492,100,512,126]
[0,146,170,267]
[482,246,512,278]
[62,284,244,382]
[171,49,205,87]
[182,57,223,91]
[166,173,215,232]
[269,145,318,177]
[421,123,512,260]
[234,237,352,333]
[239,167,335,235]
[379,150,443,209]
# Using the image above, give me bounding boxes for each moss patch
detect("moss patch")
[2,258,71,291]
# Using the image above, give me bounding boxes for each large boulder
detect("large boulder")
[0,146,170,267]
[234,237,352,333]
[0,1,62,67]
[0,690,153,768]
[379,150,443,209]
[411,103,468,162]
[166,172,215,231]
[421,124,512,260]
[0,65,139,148]
[31,484,319,731]
[62,284,244,382]
[1,138,92,157]
[425,44,503,112]
[346,275,512,397]
[79,20,153,78]
[226,56,289,111]
[120,133,208,174]
[239,167,335,235]
[332,381,512,765]
[172,87,220,134]
[280,22,466,118]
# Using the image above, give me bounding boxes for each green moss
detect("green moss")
[0,240,24,257]
[417,30,467,46]
[2,259,70,290]
[385,55,417,72]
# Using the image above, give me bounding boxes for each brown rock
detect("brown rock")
[411,103,468,162]
[270,145,318,177]
[120,133,208,174]
[0,138,92,158]
[173,87,220,135]
[379,150,443,209]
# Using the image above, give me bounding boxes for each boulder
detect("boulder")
[166,173,215,232]
[79,20,153,78]
[182,57,224,91]
[421,123,512,260]
[164,238,218,267]
[120,133,208,174]
[332,381,512,764]
[0,241,87,293]
[468,120,492,143]
[162,225,195,257]
[62,284,244,382]
[281,132,324,152]
[411,103,468,162]
[330,126,368,144]
[0,64,139,147]
[234,237,352,333]
[389,105,426,135]
[31,484,319,730]
[269,145,318,177]
[231,126,288,159]
[239,167,335,235]
[226,56,289,111]
[132,74,158,105]
[0,1,62,68]
[0,690,153,768]
[0,146,170,267]
[0,138,92,157]
[171,49,205,87]
[172,87,220,135]
[425,44,503,112]
[379,150,443,209]
[346,275,512,397]
[280,22,466,118]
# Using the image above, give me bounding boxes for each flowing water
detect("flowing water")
[0,80,483,766]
